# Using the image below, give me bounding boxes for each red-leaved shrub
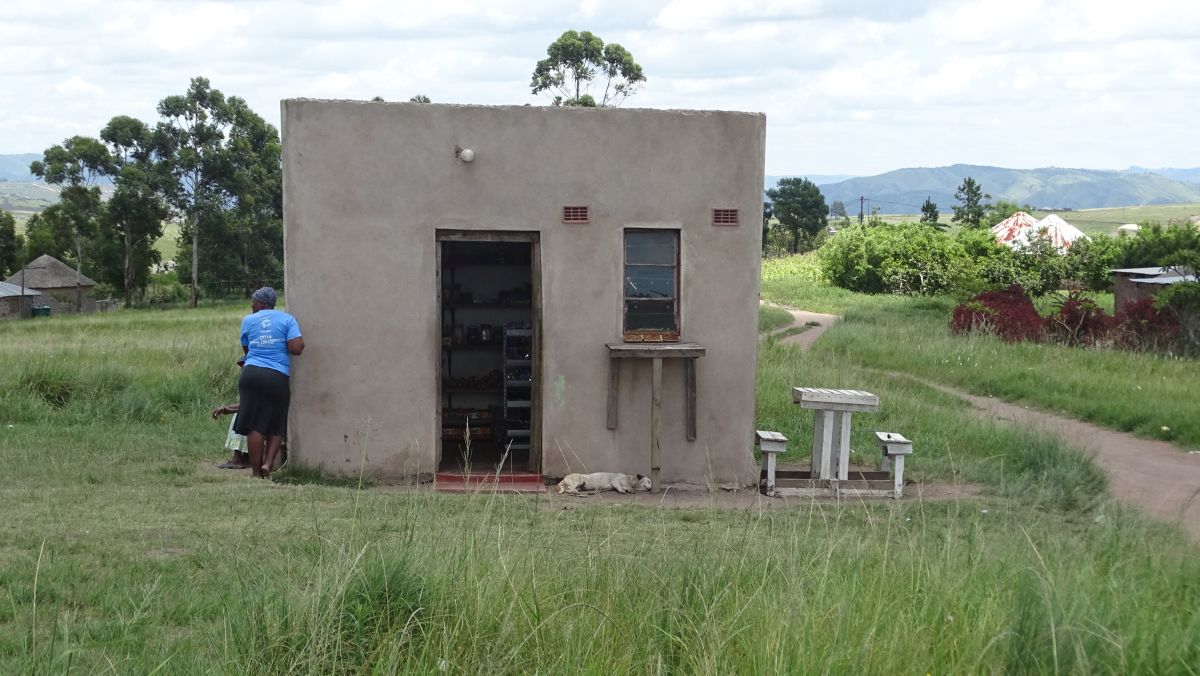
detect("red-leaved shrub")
[951,284,1045,342]
[1044,292,1115,346]
[1114,298,1179,351]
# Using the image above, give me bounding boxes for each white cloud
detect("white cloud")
[2,0,1198,175]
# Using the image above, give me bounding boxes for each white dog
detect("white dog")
[556,472,652,496]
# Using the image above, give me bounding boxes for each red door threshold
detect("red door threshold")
[434,470,547,494]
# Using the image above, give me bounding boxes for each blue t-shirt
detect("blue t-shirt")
[240,309,302,376]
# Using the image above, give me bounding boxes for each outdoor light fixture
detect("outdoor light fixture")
[455,145,475,163]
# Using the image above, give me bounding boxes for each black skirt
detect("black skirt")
[234,365,291,437]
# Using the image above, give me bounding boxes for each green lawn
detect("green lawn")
[1,301,1198,672]
[762,255,1200,450]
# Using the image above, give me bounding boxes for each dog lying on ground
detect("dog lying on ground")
[556,472,652,496]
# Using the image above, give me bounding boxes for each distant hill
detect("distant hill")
[1122,166,1200,185]
[0,153,40,182]
[812,165,1200,214]
[765,174,854,191]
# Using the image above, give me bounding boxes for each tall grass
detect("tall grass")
[1,293,1198,673]
[757,305,793,333]
[761,255,1200,449]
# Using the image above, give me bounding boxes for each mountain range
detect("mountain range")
[4,154,1199,214]
[0,154,40,182]
[766,164,1200,213]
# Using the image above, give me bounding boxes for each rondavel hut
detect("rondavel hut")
[280,101,766,490]
[3,254,98,315]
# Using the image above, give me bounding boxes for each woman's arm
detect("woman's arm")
[287,337,305,355]
[211,403,239,420]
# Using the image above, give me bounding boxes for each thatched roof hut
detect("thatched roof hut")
[3,254,96,290]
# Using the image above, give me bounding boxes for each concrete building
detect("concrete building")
[0,281,40,319]
[3,254,97,315]
[282,101,765,487]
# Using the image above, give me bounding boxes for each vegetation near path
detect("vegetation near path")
[764,297,1200,542]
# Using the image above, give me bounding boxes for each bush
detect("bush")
[1117,222,1200,268]
[951,285,1045,342]
[1044,289,1114,347]
[1113,298,1179,352]
[1064,234,1122,291]
[1156,281,1200,355]
[820,223,971,296]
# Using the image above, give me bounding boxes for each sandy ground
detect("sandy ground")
[765,301,1200,542]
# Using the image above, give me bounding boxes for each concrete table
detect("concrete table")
[792,387,880,481]
[606,343,706,492]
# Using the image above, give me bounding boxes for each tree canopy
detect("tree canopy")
[765,177,828,254]
[531,30,645,107]
[156,77,283,305]
[920,196,942,229]
[951,177,990,229]
[0,211,20,278]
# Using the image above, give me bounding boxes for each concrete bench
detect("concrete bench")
[793,388,880,481]
[754,430,787,497]
[874,431,913,499]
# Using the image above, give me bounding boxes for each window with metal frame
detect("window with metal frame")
[623,229,680,342]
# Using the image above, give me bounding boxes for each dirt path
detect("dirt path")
[915,377,1200,541]
[767,302,1200,541]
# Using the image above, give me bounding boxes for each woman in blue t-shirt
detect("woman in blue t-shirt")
[235,287,304,477]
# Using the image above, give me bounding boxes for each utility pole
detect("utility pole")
[859,196,865,225]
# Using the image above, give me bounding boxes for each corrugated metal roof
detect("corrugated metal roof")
[1111,267,1171,275]
[1131,274,1196,286]
[0,280,42,298]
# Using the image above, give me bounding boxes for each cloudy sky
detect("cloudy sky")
[2,0,1196,175]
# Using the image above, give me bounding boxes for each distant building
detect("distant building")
[3,254,98,314]
[1111,266,1197,311]
[0,280,40,319]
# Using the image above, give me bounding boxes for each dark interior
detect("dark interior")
[439,240,534,472]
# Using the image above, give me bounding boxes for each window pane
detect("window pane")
[625,300,677,331]
[625,231,677,265]
[624,266,675,299]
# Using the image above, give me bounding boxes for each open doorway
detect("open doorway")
[437,232,540,474]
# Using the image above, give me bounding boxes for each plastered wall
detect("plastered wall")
[283,101,765,487]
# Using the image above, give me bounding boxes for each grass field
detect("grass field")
[761,255,1200,449]
[1,300,1198,672]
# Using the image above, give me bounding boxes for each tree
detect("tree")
[984,199,1035,228]
[156,77,234,307]
[0,211,20,278]
[20,208,73,263]
[765,177,828,254]
[30,135,111,311]
[100,115,168,308]
[920,196,942,229]
[211,96,284,297]
[531,30,645,107]
[830,200,847,219]
[951,177,990,229]
[408,94,431,103]
[157,77,282,306]
[761,200,773,254]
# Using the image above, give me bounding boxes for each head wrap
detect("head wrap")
[252,286,278,308]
